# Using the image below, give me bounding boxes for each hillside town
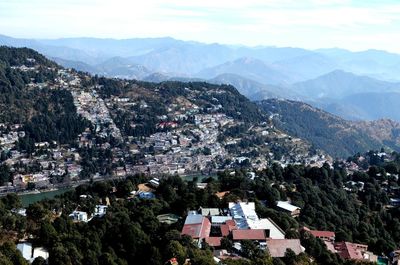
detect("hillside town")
[0,63,329,195]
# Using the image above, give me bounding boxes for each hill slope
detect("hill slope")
[0,46,326,177]
[258,99,400,158]
[0,46,89,146]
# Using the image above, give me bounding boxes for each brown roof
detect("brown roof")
[266,239,304,258]
[205,237,222,247]
[335,241,368,260]
[232,229,266,241]
[309,230,335,238]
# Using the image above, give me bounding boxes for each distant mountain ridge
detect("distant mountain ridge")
[3,34,400,82]
[197,57,293,85]
[3,34,400,122]
[292,70,400,99]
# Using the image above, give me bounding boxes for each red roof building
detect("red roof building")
[266,239,304,258]
[335,242,368,260]
[309,230,335,242]
[302,227,335,242]
[225,219,237,229]
[181,215,211,239]
[220,224,230,237]
[205,237,222,247]
[232,229,267,241]
[221,219,238,237]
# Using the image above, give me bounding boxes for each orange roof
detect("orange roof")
[215,191,230,199]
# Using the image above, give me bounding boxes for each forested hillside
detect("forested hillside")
[0,47,89,149]
[258,99,385,158]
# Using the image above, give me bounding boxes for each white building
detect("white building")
[276,201,301,217]
[228,202,285,239]
[69,210,88,222]
[17,242,49,262]
[94,205,107,217]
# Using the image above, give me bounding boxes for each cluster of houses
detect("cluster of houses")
[181,201,304,262]
[68,204,108,223]
[180,200,387,263]
[128,113,232,175]
[0,135,83,193]
[301,227,379,263]
[1,63,333,196]
[71,89,122,141]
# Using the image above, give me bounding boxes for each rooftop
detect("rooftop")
[266,239,304,258]
[276,201,301,212]
[181,216,211,239]
[232,229,267,241]
[309,230,335,239]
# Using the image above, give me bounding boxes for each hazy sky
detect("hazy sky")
[1,0,399,52]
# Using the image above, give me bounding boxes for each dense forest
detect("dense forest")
[1,150,400,264]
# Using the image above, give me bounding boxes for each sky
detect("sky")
[0,0,399,52]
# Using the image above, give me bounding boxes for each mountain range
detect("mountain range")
[2,34,400,121]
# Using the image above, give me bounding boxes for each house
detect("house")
[94,205,107,217]
[303,227,335,242]
[196,183,208,189]
[149,178,160,188]
[214,249,242,261]
[266,239,304,258]
[181,214,211,239]
[335,242,377,262]
[229,202,258,229]
[276,201,301,217]
[228,201,285,239]
[17,243,49,262]
[247,218,285,239]
[17,242,32,261]
[138,191,155,199]
[32,247,49,261]
[157,214,180,225]
[69,210,88,222]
